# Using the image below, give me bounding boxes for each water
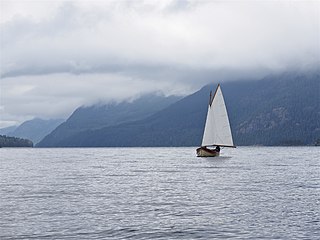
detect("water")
[0,147,319,239]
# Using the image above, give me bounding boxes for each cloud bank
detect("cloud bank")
[0,0,319,127]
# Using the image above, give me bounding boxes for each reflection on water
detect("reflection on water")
[0,147,319,239]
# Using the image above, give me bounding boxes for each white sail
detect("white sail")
[201,84,234,147]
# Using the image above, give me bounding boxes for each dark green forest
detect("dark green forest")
[0,135,33,147]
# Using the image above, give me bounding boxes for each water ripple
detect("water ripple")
[1,147,319,239]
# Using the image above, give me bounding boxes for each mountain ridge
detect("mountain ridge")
[38,94,182,147]
[37,71,320,147]
[1,118,64,144]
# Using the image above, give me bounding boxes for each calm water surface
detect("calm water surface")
[0,147,319,239]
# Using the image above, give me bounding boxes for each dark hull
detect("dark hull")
[196,147,220,157]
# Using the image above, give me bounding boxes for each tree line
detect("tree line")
[0,135,33,147]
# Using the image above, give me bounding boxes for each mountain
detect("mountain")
[38,94,181,147]
[0,126,17,135]
[224,71,319,145]
[0,135,33,147]
[4,118,64,144]
[37,71,320,147]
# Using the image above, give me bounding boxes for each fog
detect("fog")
[1,0,319,127]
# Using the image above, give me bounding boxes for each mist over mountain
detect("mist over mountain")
[1,0,319,136]
[1,118,64,144]
[37,71,319,147]
[38,94,181,147]
[0,126,18,135]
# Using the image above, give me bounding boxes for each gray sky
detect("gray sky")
[1,0,319,127]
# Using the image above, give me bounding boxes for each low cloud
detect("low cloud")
[0,72,193,127]
[0,0,319,127]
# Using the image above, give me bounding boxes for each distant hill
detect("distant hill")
[2,118,64,144]
[0,126,18,135]
[37,71,320,147]
[38,94,181,147]
[0,135,33,147]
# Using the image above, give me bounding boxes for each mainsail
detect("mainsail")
[201,84,234,147]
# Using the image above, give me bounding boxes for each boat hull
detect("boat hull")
[196,147,220,157]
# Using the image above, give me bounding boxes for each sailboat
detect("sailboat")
[196,84,235,157]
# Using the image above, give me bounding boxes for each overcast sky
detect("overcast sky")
[0,0,319,127]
